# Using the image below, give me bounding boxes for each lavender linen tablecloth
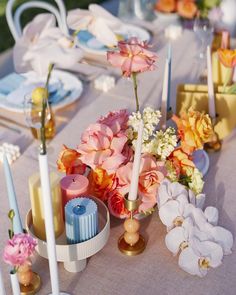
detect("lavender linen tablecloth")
[0,28,236,295]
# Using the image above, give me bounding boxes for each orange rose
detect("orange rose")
[217,49,236,68]
[177,0,198,19]
[155,0,176,13]
[107,190,129,219]
[168,147,195,176]
[88,168,117,201]
[172,109,213,154]
[57,145,86,175]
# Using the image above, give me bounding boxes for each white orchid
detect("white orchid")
[204,206,218,226]
[184,205,233,255]
[178,237,223,277]
[188,189,206,209]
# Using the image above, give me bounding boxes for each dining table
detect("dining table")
[0,10,236,295]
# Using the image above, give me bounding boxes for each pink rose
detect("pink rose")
[138,154,166,212]
[107,37,157,77]
[98,109,129,135]
[77,123,127,174]
[3,233,37,268]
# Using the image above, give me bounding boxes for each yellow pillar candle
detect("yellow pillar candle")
[212,52,221,85]
[28,171,64,241]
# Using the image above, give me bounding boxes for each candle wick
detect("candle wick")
[72,178,75,182]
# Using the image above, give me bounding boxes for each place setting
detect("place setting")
[0,0,236,295]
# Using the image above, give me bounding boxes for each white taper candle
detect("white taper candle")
[10,273,20,295]
[128,119,144,201]
[160,59,169,130]
[38,154,60,295]
[0,264,6,295]
[207,45,216,119]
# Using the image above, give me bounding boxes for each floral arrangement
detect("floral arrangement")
[57,107,213,218]
[157,179,233,277]
[154,0,222,19]
[3,210,37,274]
[57,37,214,218]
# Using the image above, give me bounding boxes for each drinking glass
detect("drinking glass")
[24,93,55,153]
[193,18,214,60]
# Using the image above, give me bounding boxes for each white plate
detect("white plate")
[76,24,151,56]
[0,70,83,113]
[192,149,210,177]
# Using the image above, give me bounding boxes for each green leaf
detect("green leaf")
[227,83,236,94]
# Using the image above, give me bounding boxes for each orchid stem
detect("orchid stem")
[132,73,139,112]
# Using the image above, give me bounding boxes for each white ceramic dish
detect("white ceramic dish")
[0,70,83,113]
[76,23,151,56]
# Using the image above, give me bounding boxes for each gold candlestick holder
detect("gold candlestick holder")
[118,196,146,256]
[19,272,41,295]
[205,117,222,153]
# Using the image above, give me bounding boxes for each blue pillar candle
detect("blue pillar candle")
[65,197,98,244]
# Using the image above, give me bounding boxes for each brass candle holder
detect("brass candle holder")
[19,272,41,295]
[118,195,146,256]
[205,117,222,153]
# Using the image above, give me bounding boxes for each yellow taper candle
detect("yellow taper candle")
[28,171,64,240]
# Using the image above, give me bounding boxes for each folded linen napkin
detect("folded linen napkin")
[14,13,83,76]
[67,4,122,47]
[0,73,25,95]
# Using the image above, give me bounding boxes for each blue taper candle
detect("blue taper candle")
[167,43,172,111]
[3,154,23,233]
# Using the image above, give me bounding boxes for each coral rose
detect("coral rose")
[107,190,129,219]
[77,123,127,174]
[3,234,37,268]
[155,0,176,13]
[88,168,117,201]
[177,0,198,19]
[107,37,157,77]
[116,154,166,213]
[168,147,195,176]
[98,109,129,135]
[172,110,213,154]
[217,49,236,68]
[57,145,86,175]
[138,154,166,212]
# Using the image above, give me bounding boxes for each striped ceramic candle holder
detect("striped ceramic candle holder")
[65,197,98,244]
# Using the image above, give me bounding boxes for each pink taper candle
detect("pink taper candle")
[128,119,144,201]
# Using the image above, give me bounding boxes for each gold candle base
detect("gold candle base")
[118,234,146,256]
[118,195,146,256]
[205,119,222,153]
[20,272,41,295]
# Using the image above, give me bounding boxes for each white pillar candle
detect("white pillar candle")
[160,59,169,130]
[0,264,6,295]
[207,46,216,119]
[38,154,60,295]
[128,120,144,201]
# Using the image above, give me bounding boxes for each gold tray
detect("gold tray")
[176,84,236,140]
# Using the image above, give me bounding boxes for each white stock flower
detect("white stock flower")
[178,237,223,277]
[186,167,204,194]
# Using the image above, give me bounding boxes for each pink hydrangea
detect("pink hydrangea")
[3,233,37,267]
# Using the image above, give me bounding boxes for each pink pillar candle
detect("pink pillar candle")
[60,174,89,210]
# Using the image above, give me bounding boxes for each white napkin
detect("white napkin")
[67,4,122,47]
[13,13,83,76]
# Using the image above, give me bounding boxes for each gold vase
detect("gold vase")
[17,263,33,287]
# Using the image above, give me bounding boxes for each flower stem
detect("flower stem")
[40,64,54,155]
[132,73,139,112]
